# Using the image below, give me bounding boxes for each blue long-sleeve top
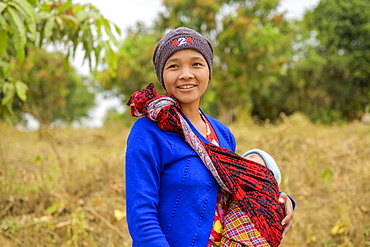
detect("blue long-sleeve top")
[125,112,236,247]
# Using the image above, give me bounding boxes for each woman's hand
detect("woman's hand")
[278,192,294,238]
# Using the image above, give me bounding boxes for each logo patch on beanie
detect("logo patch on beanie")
[172,37,194,46]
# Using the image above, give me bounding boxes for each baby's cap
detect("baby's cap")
[242,148,281,184]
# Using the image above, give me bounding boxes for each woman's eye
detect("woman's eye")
[168,64,178,69]
[193,62,202,66]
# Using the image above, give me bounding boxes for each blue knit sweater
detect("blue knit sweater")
[125,112,236,247]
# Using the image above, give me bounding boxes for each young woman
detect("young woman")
[125,27,294,247]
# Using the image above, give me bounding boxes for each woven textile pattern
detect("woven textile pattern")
[221,200,270,247]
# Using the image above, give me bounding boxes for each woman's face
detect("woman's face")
[163,49,209,111]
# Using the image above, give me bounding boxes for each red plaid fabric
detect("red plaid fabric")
[127,84,285,247]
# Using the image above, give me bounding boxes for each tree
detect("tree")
[294,0,370,123]
[212,2,295,123]
[96,23,161,98]
[99,0,296,124]
[0,0,37,120]
[0,0,120,121]
[10,48,95,129]
[151,0,295,124]
[94,23,167,125]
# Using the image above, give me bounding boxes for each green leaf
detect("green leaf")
[7,7,26,62]
[27,21,37,40]
[88,11,100,21]
[38,11,53,21]
[0,3,7,14]
[8,0,37,39]
[9,0,37,23]
[60,14,77,27]
[62,53,70,69]
[95,18,102,36]
[10,0,37,39]
[0,15,7,30]
[58,0,72,14]
[28,0,40,6]
[55,16,64,31]
[0,29,8,57]
[320,168,334,180]
[43,17,55,41]
[75,10,89,23]
[15,80,28,101]
[2,219,20,231]
[0,59,10,78]
[1,82,15,106]
[103,20,118,46]
[114,24,121,36]
[83,29,93,53]
[9,0,37,39]
[94,43,102,70]
[45,200,65,215]
[34,155,42,162]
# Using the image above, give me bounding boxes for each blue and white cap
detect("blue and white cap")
[242,149,281,184]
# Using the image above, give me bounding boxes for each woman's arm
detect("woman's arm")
[125,120,170,247]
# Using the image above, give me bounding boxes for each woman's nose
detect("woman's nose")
[179,67,194,80]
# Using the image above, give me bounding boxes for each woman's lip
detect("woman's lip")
[177,85,196,89]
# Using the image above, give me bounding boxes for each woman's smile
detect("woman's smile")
[177,84,197,89]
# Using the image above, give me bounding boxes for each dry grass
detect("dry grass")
[0,123,129,246]
[0,113,369,246]
[232,113,370,247]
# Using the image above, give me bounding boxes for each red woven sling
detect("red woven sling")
[128,84,285,247]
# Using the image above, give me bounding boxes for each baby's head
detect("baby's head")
[153,27,214,89]
[243,149,281,184]
[244,153,266,166]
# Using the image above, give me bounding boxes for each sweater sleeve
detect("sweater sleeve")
[125,118,171,247]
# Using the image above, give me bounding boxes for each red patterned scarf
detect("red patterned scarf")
[127,83,285,247]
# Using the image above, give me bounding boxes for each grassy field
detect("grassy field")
[0,113,369,246]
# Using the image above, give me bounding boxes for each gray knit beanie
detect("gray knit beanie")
[153,27,214,88]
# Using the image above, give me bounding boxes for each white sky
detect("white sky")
[75,0,320,34]
[71,0,321,128]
